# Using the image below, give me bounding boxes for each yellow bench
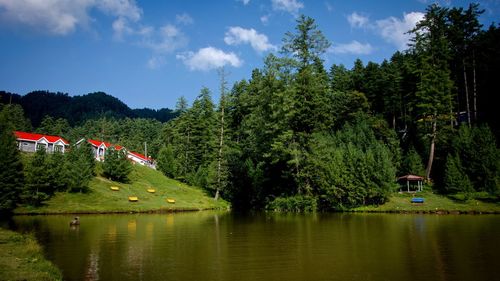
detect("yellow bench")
[110,186,120,191]
[147,188,156,193]
[128,196,138,202]
[166,198,175,204]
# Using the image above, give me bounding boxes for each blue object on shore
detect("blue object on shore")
[411,197,424,203]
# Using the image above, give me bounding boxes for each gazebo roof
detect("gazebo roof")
[397,174,424,181]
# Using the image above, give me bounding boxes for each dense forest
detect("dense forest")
[0,90,178,126]
[1,3,499,213]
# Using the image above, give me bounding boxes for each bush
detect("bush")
[266,195,317,212]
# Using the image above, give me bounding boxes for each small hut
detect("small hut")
[397,175,424,192]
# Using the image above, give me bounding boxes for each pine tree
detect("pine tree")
[0,112,24,213]
[23,148,51,206]
[443,153,473,194]
[66,142,95,193]
[102,147,131,182]
[157,145,177,178]
[411,4,454,180]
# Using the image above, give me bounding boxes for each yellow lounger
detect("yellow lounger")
[147,188,156,193]
[110,186,120,191]
[128,196,138,202]
[166,198,175,204]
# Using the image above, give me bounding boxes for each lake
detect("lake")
[9,212,500,281]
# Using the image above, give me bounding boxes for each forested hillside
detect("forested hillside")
[0,91,177,126]
[1,3,499,212]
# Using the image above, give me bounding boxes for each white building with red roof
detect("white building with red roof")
[127,150,153,166]
[14,131,69,153]
[76,138,154,167]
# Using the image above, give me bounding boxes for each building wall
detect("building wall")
[18,141,36,152]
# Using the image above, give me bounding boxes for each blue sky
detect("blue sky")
[0,0,499,109]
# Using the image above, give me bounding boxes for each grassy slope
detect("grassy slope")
[15,165,229,214]
[354,190,500,213]
[0,228,62,281]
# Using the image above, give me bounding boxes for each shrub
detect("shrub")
[266,195,318,212]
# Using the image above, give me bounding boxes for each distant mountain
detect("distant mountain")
[0,90,178,127]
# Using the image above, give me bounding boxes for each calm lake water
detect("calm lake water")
[9,212,500,281]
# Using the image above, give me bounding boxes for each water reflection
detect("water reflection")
[11,212,500,281]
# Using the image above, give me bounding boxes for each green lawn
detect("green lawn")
[354,190,500,213]
[0,228,62,281]
[15,165,229,214]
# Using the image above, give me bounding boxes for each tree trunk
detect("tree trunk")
[462,59,471,127]
[472,50,478,122]
[215,68,227,201]
[215,101,224,201]
[425,119,437,180]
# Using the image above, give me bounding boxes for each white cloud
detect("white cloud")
[271,0,304,15]
[375,12,425,50]
[141,24,188,54]
[176,13,194,25]
[260,14,270,25]
[224,26,276,52]
[347,12,369,28]
[0,0,142,35]
[330,41,373,55]
[97,0,142,21]
[239,0,251,5]
[147,55,166,69]
[177,47,243,71]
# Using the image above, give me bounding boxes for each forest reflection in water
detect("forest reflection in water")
[11,212,500,281]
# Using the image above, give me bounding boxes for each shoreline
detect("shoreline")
[0,228,62,281]
[13,206,229,215]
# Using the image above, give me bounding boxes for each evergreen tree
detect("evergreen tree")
[102,147,131,182]
[329,64,353,92]
[0,113,24,213]
[411,4,455,180]
[443,153,473,194]
[401,147,425,176]
[66,142,95,193]
[0,104,32,131]
[157,145,177,178]
[23,148,51,206]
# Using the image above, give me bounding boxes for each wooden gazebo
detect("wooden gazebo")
[397,174,424,192]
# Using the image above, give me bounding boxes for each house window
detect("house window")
[36,144,46,151]
[54,145,63,153]
[22,142,29,146]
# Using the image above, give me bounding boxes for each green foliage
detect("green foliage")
[36,116,71,138]
[0,104,32,131]
[157,145,177,178]
[443,153,474,194]
[102,148,131,183]
[306,120,397,210]
[22,148,51,206]
[401,147,425,176]
[266,195,317,212]
[65,142,95,193]
[450,125,500,194]
[0,111,24,213]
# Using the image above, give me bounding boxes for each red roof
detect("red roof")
[128,151,152,161]
[14,131,69,145]
[88,139,123,150]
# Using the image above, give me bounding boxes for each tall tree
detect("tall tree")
[66,141,95,193]
[411,4,454,179]
[23,148,51,206]
[215,68,229,200]
[102,147,131,182]
[0,112,24,213]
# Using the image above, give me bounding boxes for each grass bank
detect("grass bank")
[0,228,62,281]
[15,165,229,214]
[353,190,500,214]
